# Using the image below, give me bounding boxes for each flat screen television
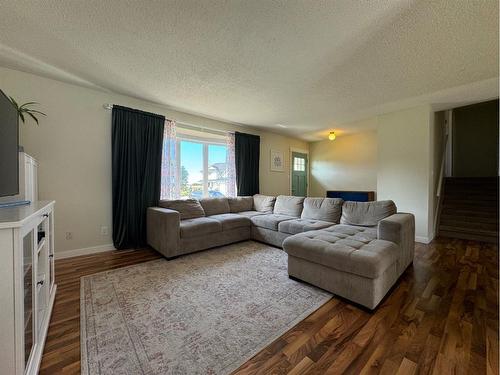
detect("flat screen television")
[0,89,19,197]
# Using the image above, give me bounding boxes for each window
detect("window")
[208,144,227,196]
[293,157,306,172]
[179,140,204,198]
[179,138,229,198]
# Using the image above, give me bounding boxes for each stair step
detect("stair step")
[438,230,498,243]
[438,177,499,244]
[445,180,498,185]
[443,196,497,202]
[442,201,497,210]
[442,203,497,209]
[443,186,498,191]
[445,185,498,190]
[438,225,498,237]
[444,177,498,183]
[439,219,498,231]
[441,209,497,216]
[440,209,498,218]
[440,214,498,224]
[443,193,497,200]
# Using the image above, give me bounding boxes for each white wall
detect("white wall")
[303,106,439,243]
[0,67,307,255]
[377,105,433,242]
[309,127,378,197]
[259,131,309,196]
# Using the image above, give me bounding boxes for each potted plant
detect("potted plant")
[9,97,46,124]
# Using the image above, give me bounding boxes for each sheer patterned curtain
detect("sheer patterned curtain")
[225,132,237,197]
[160,120,179,200]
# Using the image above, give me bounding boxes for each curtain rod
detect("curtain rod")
[103,103,232,136]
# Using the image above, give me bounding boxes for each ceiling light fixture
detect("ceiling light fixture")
[328,131,336,141]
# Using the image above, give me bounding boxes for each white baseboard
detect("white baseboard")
[415,236,433,244]
[55,243,116,259]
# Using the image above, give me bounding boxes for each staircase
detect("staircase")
[438,177,498,243]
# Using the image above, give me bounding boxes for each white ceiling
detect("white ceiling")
[0,0,498,140]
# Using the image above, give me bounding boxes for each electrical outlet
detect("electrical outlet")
[65,232,72,240]
[100,226,109,236]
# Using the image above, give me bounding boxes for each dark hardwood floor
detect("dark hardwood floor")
[40,237,498,374]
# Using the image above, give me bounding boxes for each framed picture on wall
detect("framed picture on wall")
[270,149,284,172]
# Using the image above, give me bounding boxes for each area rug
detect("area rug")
[80,241,331,375]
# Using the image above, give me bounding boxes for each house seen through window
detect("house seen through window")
[179,139,228,198]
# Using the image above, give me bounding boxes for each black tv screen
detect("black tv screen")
[0,89,19,197]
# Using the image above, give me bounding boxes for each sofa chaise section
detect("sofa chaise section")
[283,201,415,309]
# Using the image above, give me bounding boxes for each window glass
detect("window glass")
[178,139,228,198]
[293,157,305,171]
[180,140,203,198]
[208,144,227,197]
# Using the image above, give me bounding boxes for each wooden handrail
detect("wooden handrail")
[434,133,449,234]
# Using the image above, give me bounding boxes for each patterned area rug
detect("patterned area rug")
[81,241,331,375]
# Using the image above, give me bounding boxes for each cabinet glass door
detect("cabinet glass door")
[48,213,55,291]
[22,230,35,369]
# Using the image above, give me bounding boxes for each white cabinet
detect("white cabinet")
[0,201,56,375]
[22,154,38,203]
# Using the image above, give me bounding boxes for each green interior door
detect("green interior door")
[291,152,308,197]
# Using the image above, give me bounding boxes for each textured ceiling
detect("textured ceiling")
[0,0,498,139]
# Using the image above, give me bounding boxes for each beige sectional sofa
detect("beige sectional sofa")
[147,194,415,309]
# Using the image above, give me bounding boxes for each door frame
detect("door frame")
[289,147,309,196]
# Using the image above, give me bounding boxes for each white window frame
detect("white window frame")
[177,134,227,198]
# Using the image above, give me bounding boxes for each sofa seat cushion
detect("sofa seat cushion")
[341,200,397,227]
[278,219,333,235]
[236,210,267,218]
[250,214,296,231]
[159,199,205,220]
[208,213,251,230]
[273,195,305,217]
[180,217,222,238]
[283,229,399,279]
[301,197,343,223]
[228,197,254,213]
[199,198,230,216]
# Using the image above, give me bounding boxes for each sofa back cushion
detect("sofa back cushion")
[253,194,276,213]
[301,197,343,223]
[228,196,254,213]
[159,199,205,220]
[340,200,397,227]
[199,198,230,216]
[273,195,305,217]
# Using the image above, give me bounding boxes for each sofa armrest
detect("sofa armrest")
[147,207,180,258]
[377,213,415,269]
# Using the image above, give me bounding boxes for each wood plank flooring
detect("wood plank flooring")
[40,237,498,375]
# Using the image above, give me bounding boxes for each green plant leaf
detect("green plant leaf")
[27,112,39,125]
[8,96,46,125]
[25,109,46,116]
[9,96,19,109]
[19,102,39,109]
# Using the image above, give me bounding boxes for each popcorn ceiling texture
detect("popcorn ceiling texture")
[0,0,498,139]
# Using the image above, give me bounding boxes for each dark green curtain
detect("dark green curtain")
[112,105,165,249]
[235,132,260,196]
